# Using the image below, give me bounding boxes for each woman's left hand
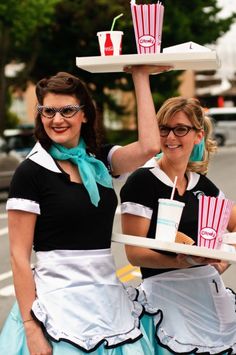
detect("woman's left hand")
[177,254,221,268]
[211,260,230,274]
[124,64,172,75]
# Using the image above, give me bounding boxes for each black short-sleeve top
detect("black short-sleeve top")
[120,162,223,279]
[6,142,118,251]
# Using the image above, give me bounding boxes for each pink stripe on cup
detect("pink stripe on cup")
[210,198,222,248]
[138,5,145,54]
[132,5,141,54]
[158,3,164,48]
[142,5,149,54]
[214,199,225,243]
[154,4,159,53]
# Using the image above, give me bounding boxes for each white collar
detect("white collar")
[26,142,62,173]
[146,159,200,190]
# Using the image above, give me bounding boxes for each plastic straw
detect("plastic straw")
[170,176,178,200]
[110,13,123,31]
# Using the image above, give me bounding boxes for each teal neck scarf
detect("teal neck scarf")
[189,138,205,162]
[49,138,113,207]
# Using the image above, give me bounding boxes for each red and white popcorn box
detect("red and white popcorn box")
[198,196,234,249]
[130,1,164,54]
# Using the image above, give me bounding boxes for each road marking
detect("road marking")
[0,213,7,219]
[131,270,142,278]
[0,227,8,236]
[116,264,141,283]
[116,263,135,277]
[0,285,15,297]
[119,268,141,283]
[0,270,12,281]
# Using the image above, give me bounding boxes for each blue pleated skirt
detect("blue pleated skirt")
[141,314,169,355]
[0,302,155,355]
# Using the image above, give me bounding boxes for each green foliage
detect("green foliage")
[0,0,60,61]
[27,0,236,109]
[105,129,137,146]
[162,0,236,47]
[0,0,61,133]
[4,88,20,128]
[6,111,20,129]
[0,0,236,132]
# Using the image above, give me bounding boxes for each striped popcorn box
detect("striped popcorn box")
[130,1,164,54]
[198,196,234,249]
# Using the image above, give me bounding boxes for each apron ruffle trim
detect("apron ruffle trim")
[31,249,146,353]
[32,291,144,352]
[137,266,236,354]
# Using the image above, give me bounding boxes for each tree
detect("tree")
[0,0,60,134]
[1,0,236,135]
[29,0,236,111]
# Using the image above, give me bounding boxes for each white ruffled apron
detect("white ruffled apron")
[138,265,236,354]
[32,249,143,352]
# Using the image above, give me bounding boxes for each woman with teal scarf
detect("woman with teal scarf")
[0,67,171,355]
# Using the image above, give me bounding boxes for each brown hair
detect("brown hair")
[156,97,217,174]
[34,72,99,154]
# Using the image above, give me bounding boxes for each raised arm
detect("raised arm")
[111,65,171,175]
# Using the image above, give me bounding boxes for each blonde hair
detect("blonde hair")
[156,97,217,175]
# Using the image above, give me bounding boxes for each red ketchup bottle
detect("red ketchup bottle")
[104,33,113,55]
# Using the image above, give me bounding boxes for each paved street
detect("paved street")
[1,145,236,330]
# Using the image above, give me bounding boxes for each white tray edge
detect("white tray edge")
[76,52,220,73]
[222,232,236,244]
[112,232,236,263]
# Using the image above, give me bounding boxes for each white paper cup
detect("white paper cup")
[155,199,185,242]
[97,31,123,56]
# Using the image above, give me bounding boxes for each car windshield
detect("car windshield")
[4,127,35,158]
[0,137,7,150]
[7,135,35,150]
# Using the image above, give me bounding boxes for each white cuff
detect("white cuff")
[6,198,40,214]
[121,202,153,219]
[107,145,121,171]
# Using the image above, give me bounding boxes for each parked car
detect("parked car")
[207,107,236,146]
[0,137,22,192]
[0,125,35,192]
[3,124,35,159]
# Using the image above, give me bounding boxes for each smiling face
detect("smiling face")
[41,93,87,148]
[160,110,203,163]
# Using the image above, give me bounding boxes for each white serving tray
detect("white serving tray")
[222,232,236,245]
[76,52,220,73]
[112,232,236,263]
